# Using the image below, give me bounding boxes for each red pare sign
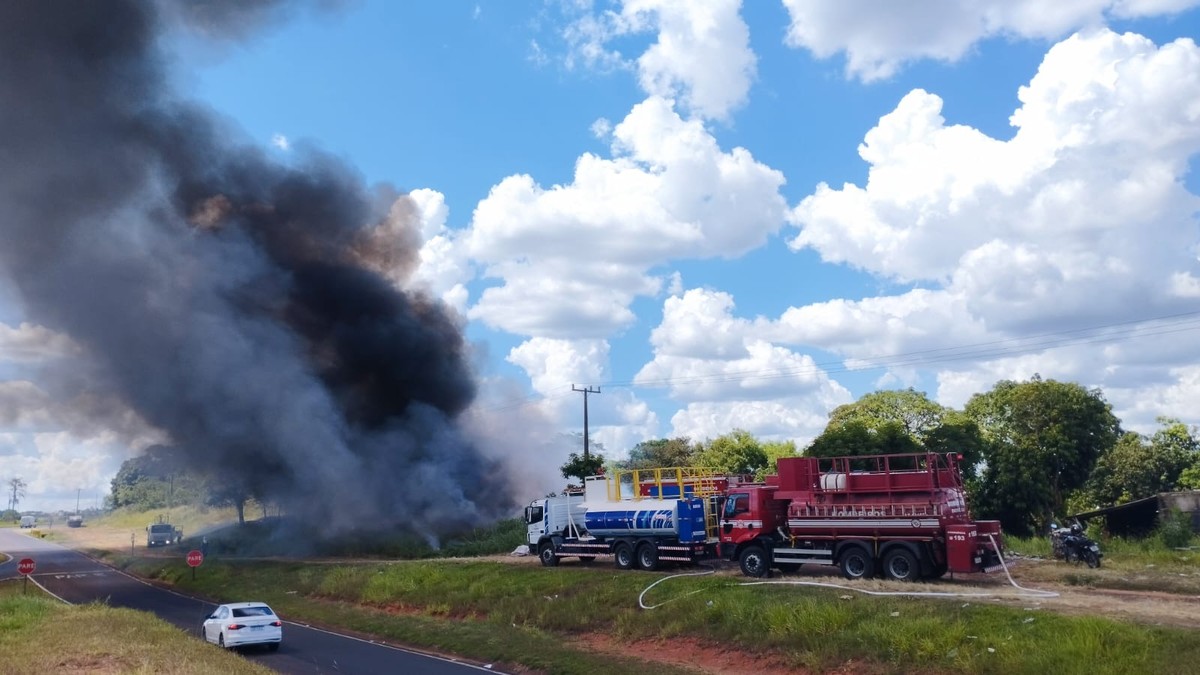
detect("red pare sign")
[186,550,204,568]
[17,558,35,575]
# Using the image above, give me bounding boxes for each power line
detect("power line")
[608,309,1200,389]
[467,309,1200,414]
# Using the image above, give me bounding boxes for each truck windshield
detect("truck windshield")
[724,494,748,518]
[526,506,544,524]
[150,525,173,533]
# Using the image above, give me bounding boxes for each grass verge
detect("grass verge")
[0,580,271,675]
[105,554,1200,675]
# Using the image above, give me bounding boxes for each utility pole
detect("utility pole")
[76,488,81,515]
[571,384,601,461]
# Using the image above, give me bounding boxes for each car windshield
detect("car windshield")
[150,524,174,532]
[232,606,274,618]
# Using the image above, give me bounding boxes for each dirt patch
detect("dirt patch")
[53,655,130,674]
[571,633,811,675]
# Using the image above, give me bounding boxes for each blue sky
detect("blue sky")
[5,1,1200,509]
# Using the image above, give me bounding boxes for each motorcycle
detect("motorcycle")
[1050,523,1102,568]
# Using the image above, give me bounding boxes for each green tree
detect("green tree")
[619,437,697,469]
[923,411,987,478]
[807,389,984,475]
[109,445,206,510]
[560,451,606,483]
[806,420,922,458]
[966,376,1121,536]
[758,439,799,479]
[695,429,768,475]
[1181,464,1200,490]
[1086,419,1199,506]
[206,481,250,525]
[826,388,946,437]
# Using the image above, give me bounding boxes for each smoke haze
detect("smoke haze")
[0,1,515,533]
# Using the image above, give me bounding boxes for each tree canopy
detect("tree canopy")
[619,437,696,470]
[1085,419,1198,506]
[695,429,769,475]
[966,376,1121,536]
[806,389,985,476]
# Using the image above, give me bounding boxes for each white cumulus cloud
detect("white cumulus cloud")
[563,0,756,120]
[466,95,787,339]
[774,29,1200,430]
[780,0,1200,80]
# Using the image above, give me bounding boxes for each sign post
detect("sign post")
[17,557,35,594]
[186,549,203,581]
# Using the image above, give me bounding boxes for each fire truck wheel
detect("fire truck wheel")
[614,542,635,570]
[739,545,770,578]
[538,542,559,567]
[838,546,875,580]
[882,548,919,582]
[636,544,659,571]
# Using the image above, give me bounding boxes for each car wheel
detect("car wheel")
[218,633,225,649]
[839,546,875,580]
[882,548,919,582]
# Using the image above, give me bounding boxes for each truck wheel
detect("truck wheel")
[739,545,770,578]
[838,546,874,580]
[614,542,634,570]
[636,544,659,571]
[538,542,559,567]
[882,548,919,582]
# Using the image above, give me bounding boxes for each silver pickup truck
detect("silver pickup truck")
[146,522,182,547]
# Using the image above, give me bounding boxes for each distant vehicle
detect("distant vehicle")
[200,602,282,651]
[67,515,83,528]
[146,522,182,547]
[20,515,36,528]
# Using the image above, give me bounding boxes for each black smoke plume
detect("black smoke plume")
[0,1,514,534]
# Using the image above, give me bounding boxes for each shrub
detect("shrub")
[1156,509,1196,549]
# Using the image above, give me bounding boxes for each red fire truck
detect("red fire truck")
[719,452,1003,581]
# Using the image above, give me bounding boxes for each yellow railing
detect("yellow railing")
[605,466,725,501]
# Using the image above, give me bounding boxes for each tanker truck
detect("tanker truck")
[720,451,1004,581]
[524,468,731,570]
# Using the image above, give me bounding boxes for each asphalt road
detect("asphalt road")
[0,528,500,674]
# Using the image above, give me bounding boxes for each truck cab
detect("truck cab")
[146,522,182,547]
[524,494,588,547]
[719,485,784,548]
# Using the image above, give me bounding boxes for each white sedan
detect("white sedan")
[201,602,283,651]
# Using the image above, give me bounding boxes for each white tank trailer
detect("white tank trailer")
[520,470,715,569]
[524,474,718,571]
